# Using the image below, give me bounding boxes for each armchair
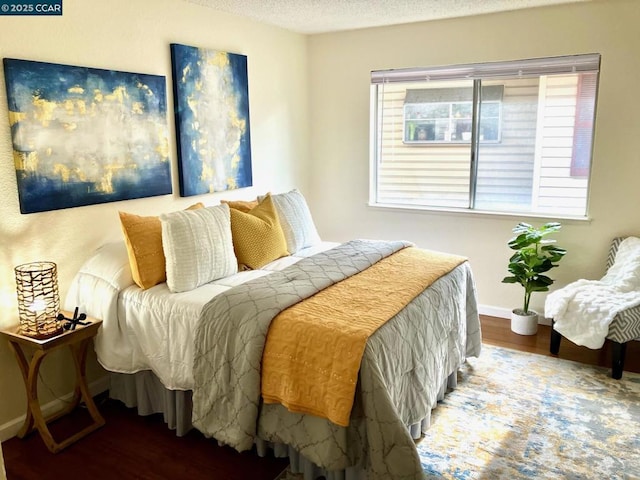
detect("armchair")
[548,237,640,379]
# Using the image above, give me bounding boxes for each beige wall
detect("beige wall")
[0,0,309,433]
[307,0,640,316]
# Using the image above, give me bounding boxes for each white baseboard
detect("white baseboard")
[0,374,109,442]
[478,304,552,326]
[478,304,510,319]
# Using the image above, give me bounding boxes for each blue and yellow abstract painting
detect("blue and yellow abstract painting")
[170,44,253,196]
[3,58,172,214]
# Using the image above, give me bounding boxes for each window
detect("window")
[370,54,600,217]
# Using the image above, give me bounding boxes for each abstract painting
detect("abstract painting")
[170,43,252,197]
[3,58,172,214]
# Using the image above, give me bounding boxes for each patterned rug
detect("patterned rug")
[278,344,640,480]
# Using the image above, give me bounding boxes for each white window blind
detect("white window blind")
[371,54,601,83]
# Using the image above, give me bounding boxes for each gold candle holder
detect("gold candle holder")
[15,261,62,339]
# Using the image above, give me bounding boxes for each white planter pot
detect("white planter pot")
[511,309,538,335]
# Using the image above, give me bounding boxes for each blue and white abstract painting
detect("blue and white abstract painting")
[170,43,253,197]
[3,58,172,214]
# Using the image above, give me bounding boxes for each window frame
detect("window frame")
[369,54,600,219]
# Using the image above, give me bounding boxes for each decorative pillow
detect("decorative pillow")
[160,204,237,293]
[229,194,289,270]
[259,189,321,254]
[119,202,204,290]
[220,198,258,213]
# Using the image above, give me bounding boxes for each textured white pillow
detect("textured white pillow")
[160,204,237,293]
[262,189,321,254]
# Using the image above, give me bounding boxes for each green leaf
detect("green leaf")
[512,222,533,234]
[529,285,551,292]
[540,222,562,233]
[534,275,554,285]
[504,221,566,308]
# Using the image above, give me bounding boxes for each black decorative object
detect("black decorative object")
[57,307,89,331]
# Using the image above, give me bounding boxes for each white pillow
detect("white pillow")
[262,189,321,254]
[64,241,134,327]
[160,204,237,293]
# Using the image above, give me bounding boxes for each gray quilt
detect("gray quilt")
[192,239,482,479]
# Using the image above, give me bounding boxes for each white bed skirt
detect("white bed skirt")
[109,369,458,480]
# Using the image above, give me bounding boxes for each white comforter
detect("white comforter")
[545,236,640,349]
[65,240,339,390]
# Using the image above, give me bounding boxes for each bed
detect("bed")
[65,190,482,480]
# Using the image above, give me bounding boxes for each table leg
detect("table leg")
[7,341,38,438]
[13,344,62,452]
[7,337,105,453]
[70,338,105,427]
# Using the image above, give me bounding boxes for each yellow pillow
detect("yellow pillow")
[119,203,204,289]
[221,199,258,213]
[229,194,289,269]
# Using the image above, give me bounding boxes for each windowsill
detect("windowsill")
[367,202,592,224]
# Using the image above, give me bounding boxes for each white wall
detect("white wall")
[0,0,309,431]
[307,0,640,318]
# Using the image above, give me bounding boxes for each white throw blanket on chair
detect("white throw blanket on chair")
[545,237,640,349]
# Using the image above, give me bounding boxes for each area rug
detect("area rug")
[278,344,640,480]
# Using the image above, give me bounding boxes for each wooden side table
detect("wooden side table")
[0,316,105,453]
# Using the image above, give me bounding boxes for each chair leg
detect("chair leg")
[550,319,562,355]
[611,341,627,380]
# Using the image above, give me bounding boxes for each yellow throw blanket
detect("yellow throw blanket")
[261,246,467,427]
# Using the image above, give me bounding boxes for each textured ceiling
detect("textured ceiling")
[181,0,592,34]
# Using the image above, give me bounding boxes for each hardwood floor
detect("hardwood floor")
[481,315,640,374]
[2,315,638,479]
[2,396,289,480]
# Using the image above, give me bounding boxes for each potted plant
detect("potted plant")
[502,222,567,335]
